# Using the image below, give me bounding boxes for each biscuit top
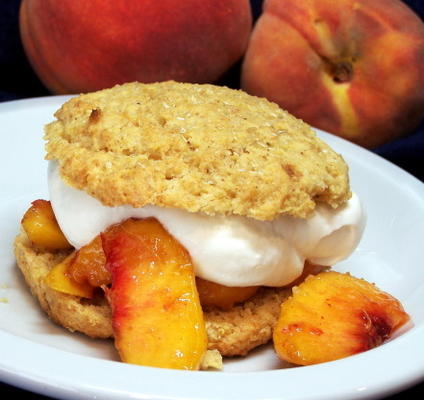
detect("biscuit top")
[44,81,350,220]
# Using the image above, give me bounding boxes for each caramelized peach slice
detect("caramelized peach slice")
[45,235,109,298]
[273,271,410,365]
[196,261,324,310]
[102,218,207,370]
[196,278,259,310]
[21,199,72,251]
[68,235,109,287]
[45,253,94,298]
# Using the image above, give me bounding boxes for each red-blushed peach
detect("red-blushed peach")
[20,0,252,94]
[273,271,410,365]
[241,0,424,148]
[102,218,207,370]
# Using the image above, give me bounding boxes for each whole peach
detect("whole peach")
[20,0,252,94]
[241,0,424,148]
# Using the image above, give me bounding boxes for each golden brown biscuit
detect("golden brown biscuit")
[14,230,291,356]
[44,81,350,220]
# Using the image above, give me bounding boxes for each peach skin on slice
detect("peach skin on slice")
[273,271,410,365]
[102,218,208,370]
[21,199,72,251]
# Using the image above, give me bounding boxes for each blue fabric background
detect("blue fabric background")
[0,0,423,182]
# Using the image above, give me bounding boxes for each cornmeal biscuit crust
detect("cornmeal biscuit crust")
[14,231,291,356]
[45,81,350,220]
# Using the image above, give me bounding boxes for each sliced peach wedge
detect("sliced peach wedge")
[38,213,209,369]
[102,218,208,370]
[21,199,72,251]
[196,278,259,310]
[44,235,107,299]
[68,235,108,288]
[273,271,410,365]
[44,252,94,299]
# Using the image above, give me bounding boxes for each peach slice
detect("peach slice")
[196,278,259,310]
[21,199,72,251]
[45,253,94,298]
[273,271,410,365]
[44,236,108,299]
[196,262,323,310]
[68,235,109,287]
[102,218,207,370]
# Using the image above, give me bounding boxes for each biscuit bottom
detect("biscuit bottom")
[14,231,292,357]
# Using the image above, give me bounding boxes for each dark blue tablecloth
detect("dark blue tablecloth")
[0,1,423,399]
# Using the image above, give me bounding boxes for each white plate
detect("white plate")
[0,96,423,400]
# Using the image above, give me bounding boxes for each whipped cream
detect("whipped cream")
[48,162,365,287]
